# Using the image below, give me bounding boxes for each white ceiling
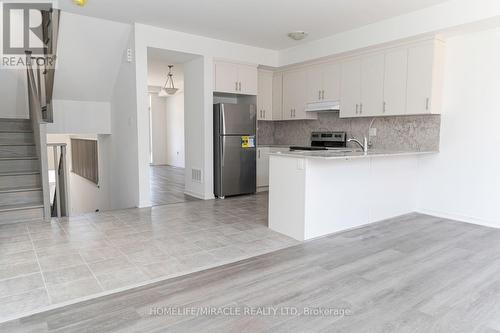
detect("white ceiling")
[147,48,192,88]
[59,0,451,50]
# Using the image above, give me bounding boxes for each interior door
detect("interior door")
[221,136,256,196]
[340,58,361,118]
[384,48,408,115]
[360,53,385,116]
[215,62,238,93]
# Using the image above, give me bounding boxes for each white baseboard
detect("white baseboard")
[417,208,500,230]
[184,189,214,200]
[256,186,269,193]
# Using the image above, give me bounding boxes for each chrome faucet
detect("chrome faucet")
[347,136,369,153]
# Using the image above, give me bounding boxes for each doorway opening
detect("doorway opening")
[147,47,199,206]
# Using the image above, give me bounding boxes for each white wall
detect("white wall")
[47,100,111,134]
[150,94,168,165]
[279,0,500,65]
[53,12,131,101]
[417,27,500,228]
[108,29,140,210]
[134,23,279,205]
[47,134,111,216]
[0,70,28,118]
[165,92,185,168]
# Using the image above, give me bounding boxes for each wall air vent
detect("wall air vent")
[191,168,202,183]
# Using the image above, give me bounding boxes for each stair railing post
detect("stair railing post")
[52,145,61,218]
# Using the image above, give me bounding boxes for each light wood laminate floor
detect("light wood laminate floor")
[150,165,199,206]
[3,213,500,332]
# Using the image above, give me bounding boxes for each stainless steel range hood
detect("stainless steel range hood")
[305,100,340,112]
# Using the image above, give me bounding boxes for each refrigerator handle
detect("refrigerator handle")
[220,137,224,167]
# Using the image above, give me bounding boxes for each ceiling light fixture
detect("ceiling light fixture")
[73,0,88,7]
[287,31,308,41]
[158,65,179,97]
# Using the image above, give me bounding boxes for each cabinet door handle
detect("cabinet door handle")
[318,90,322,100]
[239,82,242,91]
[264,110,266,119]
[258,150,261,158]
[425,98,430,110]
[383,101,386,113]
[322,90,325,100]
[360,103,363,114]
[235,82,238,91]
[355,104,359,114]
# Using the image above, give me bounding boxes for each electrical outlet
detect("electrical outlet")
[369,128,377,136]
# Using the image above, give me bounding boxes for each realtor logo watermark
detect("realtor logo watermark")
[1,1,57,69]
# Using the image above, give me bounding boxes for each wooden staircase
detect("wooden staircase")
[0,118,44,224]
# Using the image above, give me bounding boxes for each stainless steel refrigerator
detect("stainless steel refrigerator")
[214,103,256,198]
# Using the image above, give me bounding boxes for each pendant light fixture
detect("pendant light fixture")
[158,65,179,97]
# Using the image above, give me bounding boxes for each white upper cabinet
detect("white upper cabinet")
[360,53,385,116]
[306,63,341,102]
[214,61,258,95]
[340,58,361,118]
[339,38,444,118]
[306,65,324,102]
[322,62,341,101]
[272,73,283,120]
[341,53,384,117]
[238,64,258,95]
[283,69,317,120]
[214,62,239,94]
[383,48,408,115]
[257,70,273,120]
[406,40,444,115]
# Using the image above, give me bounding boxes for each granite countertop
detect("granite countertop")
[269,149,438,160]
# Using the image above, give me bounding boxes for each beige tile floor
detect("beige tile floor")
[0,193,298,322]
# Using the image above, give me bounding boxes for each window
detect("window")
[71,138,98,184]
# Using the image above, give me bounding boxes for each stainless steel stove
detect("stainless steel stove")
[290,131,347,151]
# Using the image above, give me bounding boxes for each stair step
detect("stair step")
[0,119,31,132]
[0,158,39,173]
[0,204,44,225]
[0,188,42,206]
[0,186,42,193]
[0,132,34,144]
[0,144,37,158]
[0,172,41,189]
[0,129,33,133]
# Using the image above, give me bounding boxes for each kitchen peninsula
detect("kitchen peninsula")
[268,149,437,241]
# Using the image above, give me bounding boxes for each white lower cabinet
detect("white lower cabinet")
[257,147,270,188]
[257,147,289,188]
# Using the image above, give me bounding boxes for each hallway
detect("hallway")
[149,165,198,206]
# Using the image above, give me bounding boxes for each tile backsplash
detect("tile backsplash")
[257,112,441,151]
